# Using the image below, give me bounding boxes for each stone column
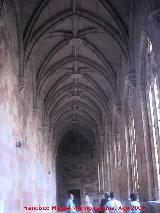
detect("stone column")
[140,89,157,200]
[125,73,135,194]
[103,133,109,192]
[97,132,104,193]
[129,71,150,201]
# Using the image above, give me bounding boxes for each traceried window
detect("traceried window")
[113,138,117,168]
[146,38,160,199]
[113,116,122,168]
[117,130,122,167]
[113,118,118,168]
[128,85,139,192]
[101,160,105,190]
[97,163,101,193]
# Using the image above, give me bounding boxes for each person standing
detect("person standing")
[100,192,110,213]
[83,193,93,213]
[66,194,77,213]
[128,193,141,213]
[106,192,123,213]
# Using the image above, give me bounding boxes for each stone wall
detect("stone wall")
[0,3,56,213]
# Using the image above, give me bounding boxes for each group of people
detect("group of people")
[99,192,142,213]
[66,192,142,213]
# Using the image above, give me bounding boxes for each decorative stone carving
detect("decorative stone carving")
[33,106,39,118]
[72,104,79,111]
[19,76,27,92]
[113,104,121,115]
[70,73,82,79]
[68,37,83,46]
[41,126,48,135]
[125,72,136,87]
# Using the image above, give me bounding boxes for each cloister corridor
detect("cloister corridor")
[0,0,160,212]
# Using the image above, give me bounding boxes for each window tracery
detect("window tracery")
[146,38,160,199]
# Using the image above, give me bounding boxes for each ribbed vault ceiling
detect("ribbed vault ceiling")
[19,0,130,147]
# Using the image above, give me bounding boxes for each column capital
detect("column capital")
[113,104,121,115]
[19,76,27,93]
[41,125,48,135]
[125,72,136,87]
[33,106,39,118]
[38,125,47,133]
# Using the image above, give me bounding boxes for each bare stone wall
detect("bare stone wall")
[0,4,56,213]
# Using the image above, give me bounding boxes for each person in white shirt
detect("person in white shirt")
[128,193,141,213]
[66,194,77,213]
[102,192,110,213]
[83,193,93,213]
[106,192,123,213]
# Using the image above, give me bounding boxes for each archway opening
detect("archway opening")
[56,130,98,206]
